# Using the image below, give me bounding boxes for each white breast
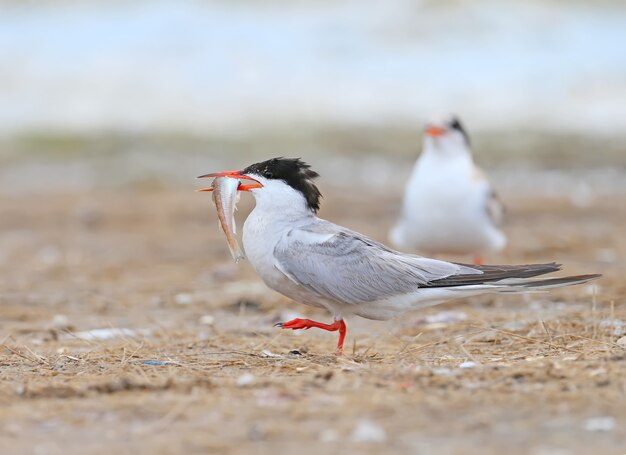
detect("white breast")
[391,152,504,255]
[246,213,337,311]
[242,193,333,312]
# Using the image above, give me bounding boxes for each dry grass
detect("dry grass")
[0,182,624,454]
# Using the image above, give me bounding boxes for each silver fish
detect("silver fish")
[208,176,246,262]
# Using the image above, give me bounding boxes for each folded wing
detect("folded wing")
[273,220,482,305]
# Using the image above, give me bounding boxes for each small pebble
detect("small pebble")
[471,330,498,342]
[569,182,593,208]
[52,314,70,329]
[432,367,453,376]
[595,248,617,263]
[459,361,477,369]
[174,293,193,305]
[585,284,600,295]
[143,360,169,366]
[350,419,386,443]
[616,336,626,348]
[319,429,339,443]
[74,206,102,228]
[199,315,215,325]
[66,328,142,341]
[38,245,62,266]
[261,350,283,358]
[584,416,616,432]
[599,319,624,337]
[237,373,255,387]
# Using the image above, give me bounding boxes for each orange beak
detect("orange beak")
[425,125,446,137]
[196,170,263,192]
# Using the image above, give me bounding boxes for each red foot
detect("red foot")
[473,255,484,266]
[276,318,347,354]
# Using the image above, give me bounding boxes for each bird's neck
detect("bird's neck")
[421,146,472,167]
[423,139,472,161]
[249,185,316,225]
[243,189,315,264]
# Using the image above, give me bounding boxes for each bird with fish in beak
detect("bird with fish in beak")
[198,157,598,354]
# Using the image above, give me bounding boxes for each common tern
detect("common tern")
[390,114,505,265]
[199,158,599,354]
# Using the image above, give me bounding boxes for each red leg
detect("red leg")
[473,254,484,266]
[276,318,347,354]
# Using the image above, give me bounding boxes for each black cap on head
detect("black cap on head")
[243,157,322,213]
[447,116,470,146]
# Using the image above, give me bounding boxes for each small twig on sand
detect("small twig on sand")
[396,332,424,356]
[121,342,145,366]
[4,345,50,365]
[540,320,553,344]
[552,333,623,350]
[478,327,584,355]
[458,343,480,365]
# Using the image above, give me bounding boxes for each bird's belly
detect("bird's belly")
[242,221,287,292]
[253,265,331,312]
[414,207,486,251]
[400,185,495,254]
[351,288,483,321]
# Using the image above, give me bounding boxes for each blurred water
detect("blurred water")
[1,0,625,135]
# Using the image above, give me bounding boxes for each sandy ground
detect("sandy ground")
[0,176,625,454]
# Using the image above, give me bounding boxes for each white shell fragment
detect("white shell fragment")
[350,419,387,443]
[584,416,616,432]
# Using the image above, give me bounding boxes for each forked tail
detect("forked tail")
[426,262,600,291]
[493,273,601,291]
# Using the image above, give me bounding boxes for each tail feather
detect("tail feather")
[426,259,600,292]
[427,262,562,288]
[445,273,601,295]
[498,274,601,290]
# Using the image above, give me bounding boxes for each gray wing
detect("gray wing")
[486,188,504,227]
[473,165,504,228]
[273,220,482,305]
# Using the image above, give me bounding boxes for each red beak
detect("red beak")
[196,170,263,192]
[425,126,446,137]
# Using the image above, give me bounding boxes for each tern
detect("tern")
[199,157,599,354]
[390,114,505,265]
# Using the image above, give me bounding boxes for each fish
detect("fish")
[206,176,246,262]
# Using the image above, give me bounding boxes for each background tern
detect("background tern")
[390,114,506,265]
[199,157,599,354]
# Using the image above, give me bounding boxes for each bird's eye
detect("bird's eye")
[264,171,274,179]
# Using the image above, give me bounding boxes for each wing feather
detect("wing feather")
[473,165,504,228]
[273,220,481,305]
[486,189,504,227]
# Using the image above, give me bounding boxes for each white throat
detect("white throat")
[423,134,471,160]
[242,176,316,286]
